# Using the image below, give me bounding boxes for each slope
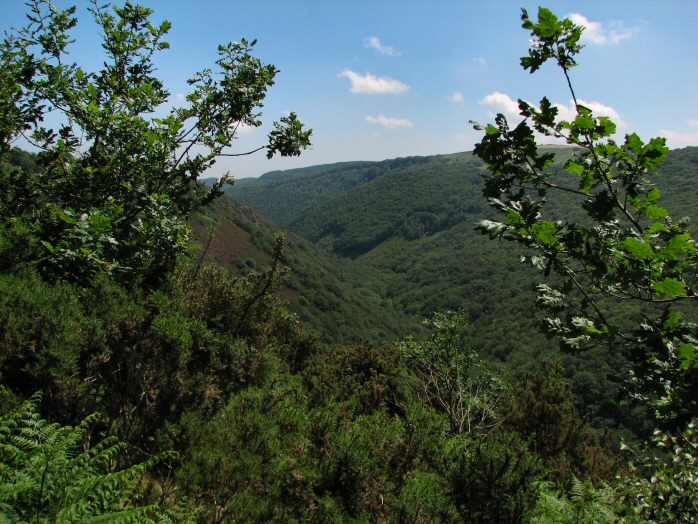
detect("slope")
[223,147,698,427]
[223,156,432,225]
[189,195,421,343]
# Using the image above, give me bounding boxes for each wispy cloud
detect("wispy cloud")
[660,129,698,148]
[339,69,409,94]
[363,36,401,57]
[235,122,258,135]
[661,120,698,148]
[471,57,486,66]
[365,113,414,129]
[448,91,464,104]
[568,13,641,45]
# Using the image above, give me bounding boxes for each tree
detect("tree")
[471,7,697,427]
[399,311,508,436]
[471,7,698,520]
[0,0,311,286]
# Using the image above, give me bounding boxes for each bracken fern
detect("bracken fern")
[0,392,174,522]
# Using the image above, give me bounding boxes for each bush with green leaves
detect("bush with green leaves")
[504,363,620,487]
[0,0,311,286]
[0,393,175,522]
[439,430,544,524]
[531,477,631,524]
[622,419,698,523]
[0,245,300,450]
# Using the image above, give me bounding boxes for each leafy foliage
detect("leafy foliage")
[5,2,698,522]
[0,393,171,522]
[0,247,301,447]
[622,419,698,522]
[226,156,431,227]
[400,311,508,436]
[531,477,628,524]
[441,431,544,523]
[472,6,698,427]
[0,0,310,286]
[504,363,621,487]
[225,139,698,433]
[472,6,698,523]
[189,195,420,343]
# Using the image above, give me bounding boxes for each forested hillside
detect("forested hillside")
[189,196,421,342]
[221,147,698,423]
[223,157,430,225]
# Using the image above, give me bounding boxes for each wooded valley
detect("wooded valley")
[1,3,696,522]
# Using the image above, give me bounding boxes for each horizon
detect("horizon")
[3,1,697,179]
[202,143,596,182]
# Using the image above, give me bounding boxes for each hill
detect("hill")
[224,157,432,225]
[223,151,563,356]
[189,195,421,343]
[220,146,698,426]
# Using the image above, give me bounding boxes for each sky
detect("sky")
[3,1,698,179]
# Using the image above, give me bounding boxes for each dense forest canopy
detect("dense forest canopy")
[0,2,696,522]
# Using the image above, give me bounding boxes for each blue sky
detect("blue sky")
[3,1,698,179]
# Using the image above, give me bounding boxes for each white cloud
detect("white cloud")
[479,92,520,119]
[471,57,486,66]
[568,13,640,45]
[176,92,186,102]
[235,122,258,135]
[338,69,409,94]
[363,36,401,57]
[660,130,698,148]
[365,113,415,129]
[449,91,464,104]
[661,120,698,148]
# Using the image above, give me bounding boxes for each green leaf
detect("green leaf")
[531,221,558,246]
[645,187,661,204]
[596,116,616,136]
[658,233,696,261]
[477,219,508,239]
[648,223,670,234]
[653,278,687,298]
[646,205,668,220]
[536,7,560,38]
[622,237,653,260]
[625,133,644,154]
[641,137,669,169]
[506,210,524,227]
[485,124,499,136]
[676,343,696,369]
[573,114,595,130]
[565,159,585,176]
[663,310,682,330]
[571,316,601,334]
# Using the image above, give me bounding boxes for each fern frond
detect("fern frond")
[0,394,170,521]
